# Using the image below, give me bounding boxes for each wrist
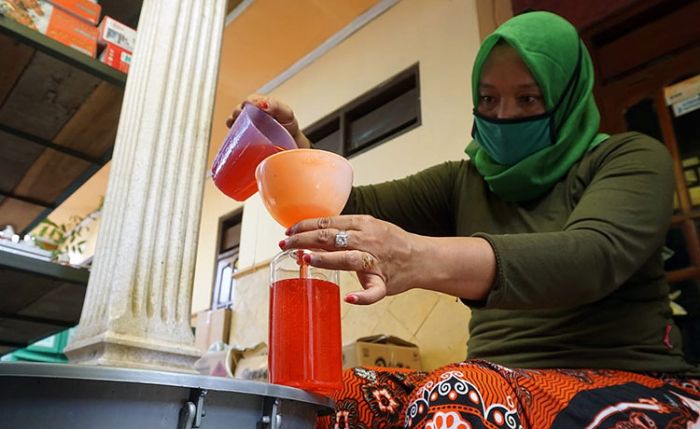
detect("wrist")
[410,235,444,291]
[414,236,495,301]
[292,129,312,149]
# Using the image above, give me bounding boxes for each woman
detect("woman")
[229,11,699,428]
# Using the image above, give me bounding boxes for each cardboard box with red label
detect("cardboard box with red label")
[97,16,136,73]
[98,15,136,52]
[99,41,131,73]
[1,0,98,57]
[48,0,101,25]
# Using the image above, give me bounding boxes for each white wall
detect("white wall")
[192,0,484,369]
[236,0,477,275]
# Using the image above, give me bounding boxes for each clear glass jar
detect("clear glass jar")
[268,249,342,395]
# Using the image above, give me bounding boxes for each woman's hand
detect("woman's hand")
[281,215,497,305]
[281,215,425,305]
[226,94,311,149]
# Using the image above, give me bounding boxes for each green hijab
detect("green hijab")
[465,11,609,201]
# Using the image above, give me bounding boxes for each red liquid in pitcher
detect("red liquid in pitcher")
[269,278,342,395]
[211,142,283,201]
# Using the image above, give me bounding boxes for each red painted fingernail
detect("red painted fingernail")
[285,228,293,236]
[258,100,269,110]
[345,295,358,304]
[278,240,287,250]
[302,254,312,264]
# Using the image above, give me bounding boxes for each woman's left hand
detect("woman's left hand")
[281,215,428,305]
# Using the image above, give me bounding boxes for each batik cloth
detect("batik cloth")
[317,361,700,428]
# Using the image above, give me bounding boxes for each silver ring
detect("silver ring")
[335,230,349,248]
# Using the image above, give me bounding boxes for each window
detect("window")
[305,63,421,157]
[212,210,242,309]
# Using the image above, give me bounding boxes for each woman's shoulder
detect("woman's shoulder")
[593,131,669,154]
[416,159,470,176]
[586,131,672,167]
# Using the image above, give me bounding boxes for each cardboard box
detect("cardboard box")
[343,334,422,370]
[193,349,234,378]
[232,342,268,382]
[193,342,267,382]
[194,308,232,352]
[0,0,97,57]
[98,16,136,51]
[664,74,700,106]
[99,41,131,73]
[48,0,100,25]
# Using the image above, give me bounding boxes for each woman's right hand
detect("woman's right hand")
[226,94,311,149]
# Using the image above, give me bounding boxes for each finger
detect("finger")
[243,93,267,109]
[225,102,246,128]
[304,251,383,277]
[287,215,372,235]
[227,94,266,128]
[282,228,355,251]
[346,273,387,305]
[264,98,296,126]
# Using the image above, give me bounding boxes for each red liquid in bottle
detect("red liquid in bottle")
[211,141,283,201]
[269,278,343,395]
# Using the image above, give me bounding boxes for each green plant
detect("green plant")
[34,216,89,260]
[32,197,103,261]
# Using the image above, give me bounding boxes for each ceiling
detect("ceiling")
[34,0,382,228]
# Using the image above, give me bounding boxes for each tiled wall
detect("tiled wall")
[229,263,471,371]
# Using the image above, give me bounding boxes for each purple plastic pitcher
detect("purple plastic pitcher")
[211,103,296,201]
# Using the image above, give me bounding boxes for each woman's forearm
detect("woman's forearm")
[413,235,496,301]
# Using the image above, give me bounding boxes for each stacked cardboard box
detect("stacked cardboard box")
[97,15,136,73]
[0,0,101,57]
[343,334,423,370]
[50,0,100,25]
[194,308,232,352]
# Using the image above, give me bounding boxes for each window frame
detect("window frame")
[211,209,243,309]
[304,63,421,158]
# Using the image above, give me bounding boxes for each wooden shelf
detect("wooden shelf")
[0,249,89,355]
[0,16,127,87]
[0,11,137,234]
[0,4,145,357]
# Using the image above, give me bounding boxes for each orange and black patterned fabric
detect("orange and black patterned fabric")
[317,360,700,428]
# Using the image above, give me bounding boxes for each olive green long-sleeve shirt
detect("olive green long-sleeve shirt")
[344,132,698,373]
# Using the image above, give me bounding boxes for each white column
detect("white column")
[64,0,226,372]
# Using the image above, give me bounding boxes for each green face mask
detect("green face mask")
[472,111,554,166]
[471,40,583,167]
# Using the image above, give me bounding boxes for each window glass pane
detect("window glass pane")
[624,98,664,142]
[303,63,421,158]
[671,105,700,207]
[221,224,241,252]
[664,224,692,272]
[213,251,238,308]
[217,265,233,306]
[219,211,242,253]
[308,118,343,155]
[347,87,418,153]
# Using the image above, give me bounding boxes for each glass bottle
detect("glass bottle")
[268,248,343,395]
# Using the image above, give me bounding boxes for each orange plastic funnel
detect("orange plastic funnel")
[255,149,353,228]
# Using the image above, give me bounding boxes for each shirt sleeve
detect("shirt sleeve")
[474,133,675,309]
[343,161,463,237]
